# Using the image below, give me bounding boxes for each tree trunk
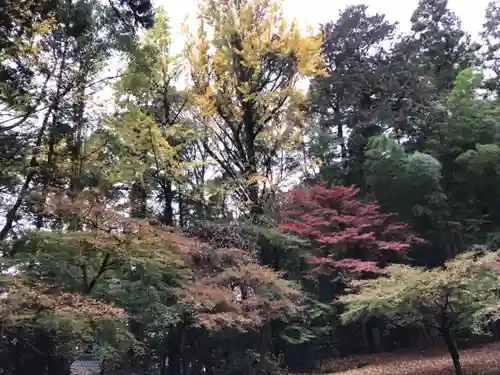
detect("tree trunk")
[162,180,174,226]
[362,319,369,352]
[159,345,168,375]
[130,180,148,219]
[203,354,215,375]
[167,342,182,375]
[441,328,462,375]
[178,188,185,228]
[372,327,381,352]
[167,327,184,375]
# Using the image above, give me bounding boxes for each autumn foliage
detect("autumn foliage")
[180,246,302,331]
[8,189,302,337]
[279,183,423,275]
[0,278,127,326]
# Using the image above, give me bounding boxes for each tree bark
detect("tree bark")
[167,327,184,375]
[162,180,174,226]
[130,180,148,219]
[159,345,168,375]
[441,328,462,375]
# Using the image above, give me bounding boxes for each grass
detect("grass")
[318,342,500,375]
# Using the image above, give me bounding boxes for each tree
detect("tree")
[0,0,57,110]
[340,250,500,375]
[2,185,305,374]
[0,0,139,240]
[424,68,500,249]
[363,135,449,266]
[109,8,196,226]
[360,67,500,264]
[186,0,324,220]
[6,0,500,371]
[279,183,421,276]
[481,0,500,99]
[308,5,395,184]
[407,0,479,93]
[108,0,155,29]
[0,278,128,375]
[380,0,479,152]
[277,182,423,357]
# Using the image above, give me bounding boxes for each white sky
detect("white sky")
[94,0,492,113]
[157,0,491,55]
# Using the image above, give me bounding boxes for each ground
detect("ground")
[319,342,500,375]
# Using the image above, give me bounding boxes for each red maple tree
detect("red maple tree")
[29,189,303,332]
[279,182,423,275]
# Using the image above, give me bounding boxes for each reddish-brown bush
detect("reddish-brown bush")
[24,189,303,332]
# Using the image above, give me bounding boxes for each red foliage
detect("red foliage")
[279,182,423,275]
[178,246,303,331]
[1,280,126,326]
[31,189,302,332]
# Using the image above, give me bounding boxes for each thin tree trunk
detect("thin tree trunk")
[35,36,70,230]
[159,345,168,375]
[362,319,369,352]
[35,127,56,229]
[68,79,85,231]
[0,104,54,242]
[162,180,174,226]
[167,328,183,375]
[441,328,463,375]
[178,188,185,229]
[130,180,148,219]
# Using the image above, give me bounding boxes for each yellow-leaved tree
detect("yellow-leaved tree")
[185,0,324,221]
[97,9,197,226]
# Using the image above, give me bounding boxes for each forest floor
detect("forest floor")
[321,342,500,375]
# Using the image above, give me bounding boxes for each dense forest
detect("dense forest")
[3,0,500,374]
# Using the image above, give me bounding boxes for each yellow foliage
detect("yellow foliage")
[183,0,325,208]
[0,0,56,61]
[186,0,325,128]
[247,174,270,185]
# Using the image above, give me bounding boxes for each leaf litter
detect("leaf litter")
[322,342,500,375]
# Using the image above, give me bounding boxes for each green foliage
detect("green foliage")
[456,144,500,175]
[365,137,445,212]
[364,135,447,254]
[444,68,500,148]
[5,0,500,373]
[340,250,500,334]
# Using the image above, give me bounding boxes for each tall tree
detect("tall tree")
[0,0,140,240]
[387,0,479,149]
[110,9,195,226]
[363,135,449,266]
[186,0,324,221]
[407,0,479,92]
[308,5,396,185]
[481,0,500,99]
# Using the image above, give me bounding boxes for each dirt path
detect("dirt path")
[323,342,500,375]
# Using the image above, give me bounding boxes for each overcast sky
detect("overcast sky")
[157,0,491,53]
